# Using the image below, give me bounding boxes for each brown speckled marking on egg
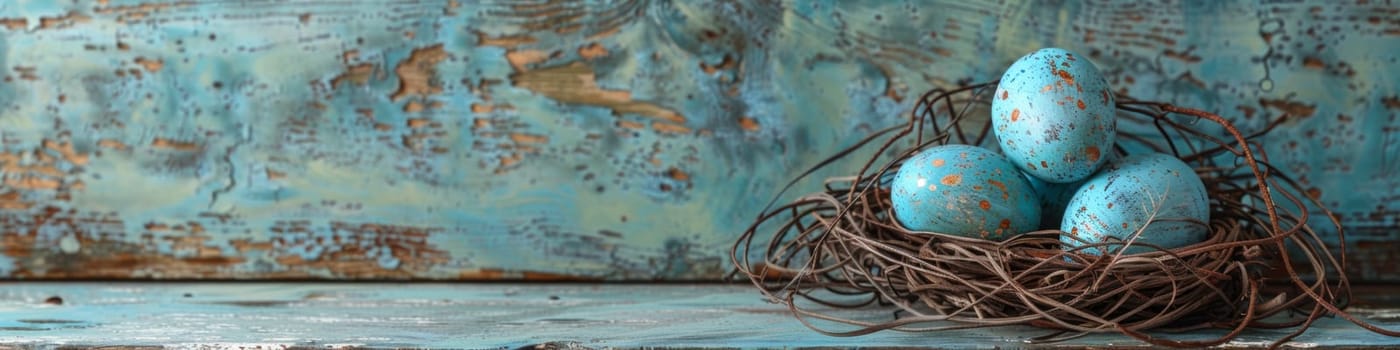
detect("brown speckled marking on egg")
[941,174,962,186]
[1085,146,1101,163]
[987,180,1009,200]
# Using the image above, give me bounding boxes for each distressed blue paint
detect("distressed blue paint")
[0,0,1392,280]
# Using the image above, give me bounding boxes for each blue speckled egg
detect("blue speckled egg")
[1061,153,1210,255]
[891,145,1041,240]
[992,48,1116,184]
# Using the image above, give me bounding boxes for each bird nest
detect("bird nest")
[730,82,1396,348]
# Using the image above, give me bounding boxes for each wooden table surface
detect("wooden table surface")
[0,282,1396,349]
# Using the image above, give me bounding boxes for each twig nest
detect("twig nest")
[731,80,1386,349]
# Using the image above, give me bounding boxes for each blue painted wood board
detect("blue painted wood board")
[0,1,1394,280]
[0,282,1396,348]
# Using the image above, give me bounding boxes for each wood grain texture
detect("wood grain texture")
[0,283,1396,348]
[0,1,1394,280]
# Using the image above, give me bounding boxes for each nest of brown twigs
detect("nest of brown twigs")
[731,82,1399,348]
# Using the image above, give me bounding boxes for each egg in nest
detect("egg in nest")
[890,145,1040,240]
[992,48,1116,184]
[1060,153,1211,255]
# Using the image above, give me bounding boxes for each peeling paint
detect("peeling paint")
[0,1,1391,281]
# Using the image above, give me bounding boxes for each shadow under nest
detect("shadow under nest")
[730,81,1399,349]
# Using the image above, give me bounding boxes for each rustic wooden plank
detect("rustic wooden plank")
[0,283,1395,349]
[0,1,1394,280]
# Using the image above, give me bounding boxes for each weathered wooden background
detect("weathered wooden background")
[0,0,1394,281]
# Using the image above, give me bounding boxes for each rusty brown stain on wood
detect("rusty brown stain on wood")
[1260,98,1318,118]
[1303,56,1326,69]
[134,57,164,73]
[666,167,691,182]
[738,116,760,131]
[471,103,494,114]
[406,118,432,129]
[505,49,550,72]
[0,191,32,210]
[390,44,448,101]
[476,31,538,48]
[578,43,609,60]
[229,239,274,253]
[3,212,245,278]
[43,140,89,166]
[96,1,189,15]
[1382,96,1400,109]
[512,62,687,126]
[6,177,62,190]
[14,66,39,81]
[403,101,425,113]
[331,63,374,89]
[151,138,200,151]
[259,221,451,278]
[1162,49,1202,63]
[509,133,548,144]
[266,169,286,180]
[652,122,692,134]
[0,18,26,30]
[38,11,90,30]
[498,153,522,169]
[1,162,63,178]
[617,120,644,130]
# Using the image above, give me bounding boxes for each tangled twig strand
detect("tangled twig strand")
[730,82,1397,349]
